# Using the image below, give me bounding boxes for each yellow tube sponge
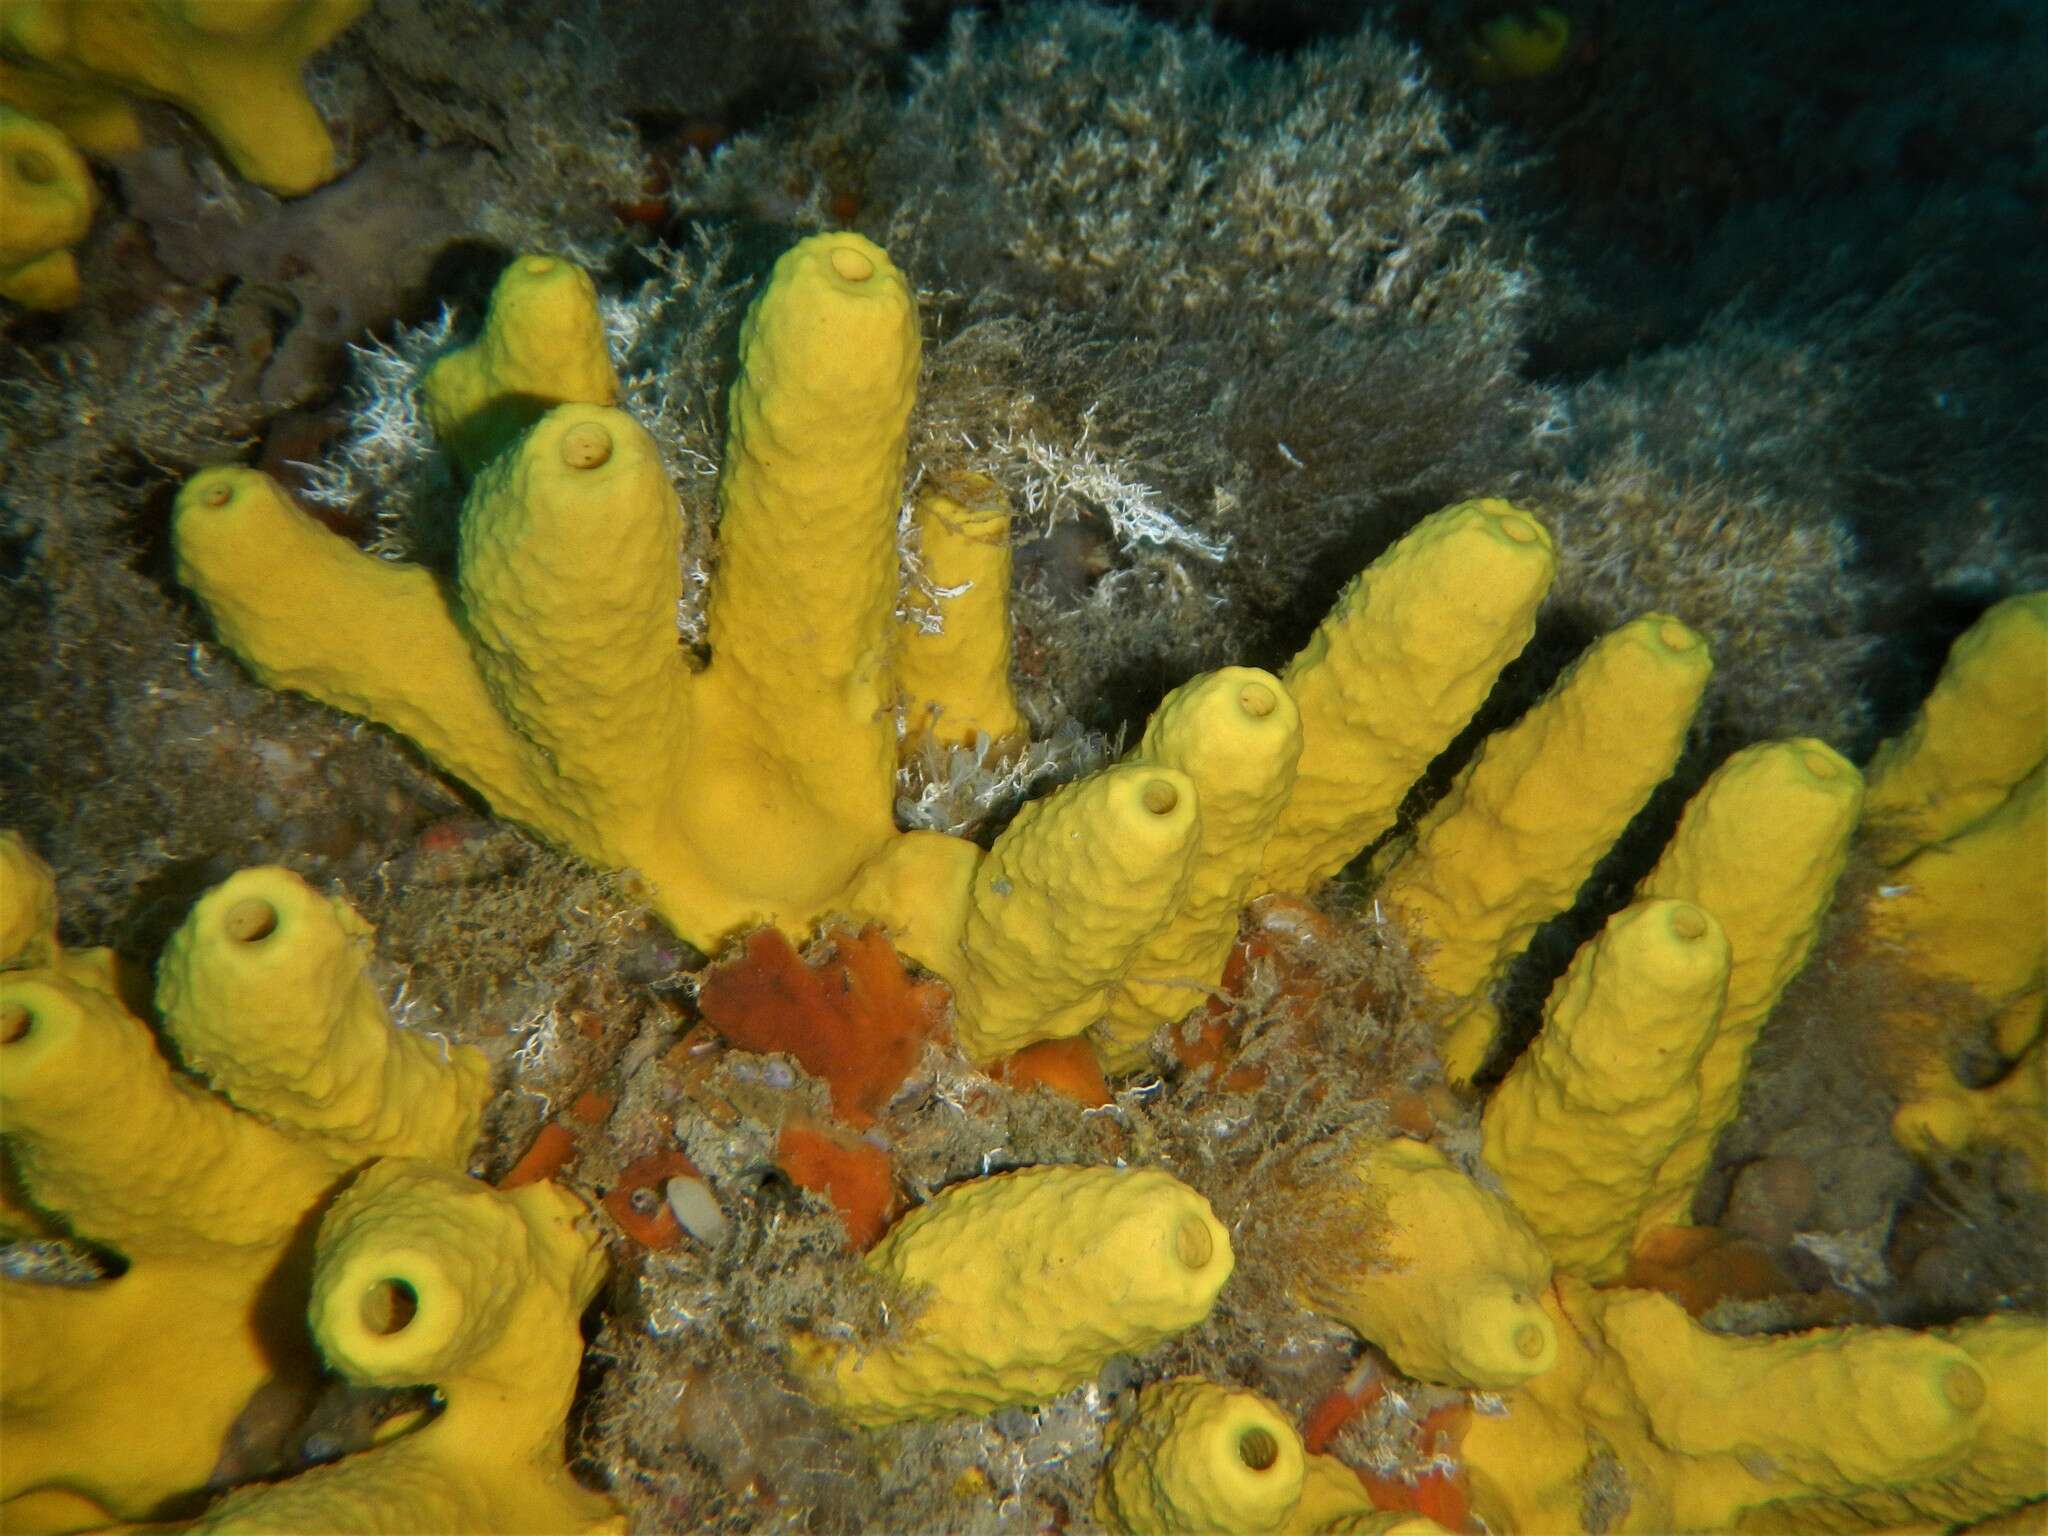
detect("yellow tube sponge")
[1863,592,2048,860]
[153,867,488,1163]
[1897,1313,2048,1533]
[0,850,489,1528]
[1295,1138,1557,1390]
[1095,668,1304,1070]
[897,473,1027,750]
[1482,898,1731,1281]
[792,1164,1233,1426]
[1895,1031,2048,1186]
[1633,739,1862,1234]
[694,233,918,887]
[0,830,59,970]
[0,0,368,194]
[189,1160,622,1534]
[174,234,941,955]
[1872,762,2044,1045]
[1460,1276,2043,1533]
[1604,1289,1987,1495]
[0,104,92,309]
[1098,1379,1308,1536]
[950,764,1201,1062]
[1257,499,1556,895]
[1876,763,2046,1172]
[1375,615,1712,1082]
[421,253,621,473]
[1856,595,2047,1177]
[1095,1378,1407,1536]
[172,461,564,834]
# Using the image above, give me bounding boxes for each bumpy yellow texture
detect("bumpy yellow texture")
[421,253,621,473]
[187,1160,622,1534]
[1095,1378,1439,1536]
[1633,739,1862,1233]
[1475,737,1862,1272]
[898,474,1028,749]
[1482,898,1731,1280]
[1296,1139,1558,1390]
[174,236,975,967]
[792,1164,1232,1425]
[1863,592,2048,859]
[155,867,490,1159]
[1098,1378,1309,1536]
[1094,668,1304,1070]
[0,843,488,1531]
[949,764,1201,1060]
[0,0,366,194]
[0,104,92,308]
[1862,593,2047,1177]
[1460,1276,2045,1533]
[1377,613,1712,1082]
[1256,498,1556,895]
[176,237,1578,1069]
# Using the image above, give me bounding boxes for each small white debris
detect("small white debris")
[665,1175,730,1248]
[1792,1217,1893,1294]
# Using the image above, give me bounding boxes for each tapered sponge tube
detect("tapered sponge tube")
[1257,499,1555,894]
[1096,668,1303,1070]
[1482,898,1731,1280]
[0,104,93,309]
[1604,1288,1989,1492]
[1293,1139,1557,1390]
[1375,614,1711,1082]
[1634,739,1861,1232]
[171,467,553,833]
[421,254,620,472]
[153,867,489,1166]
[1098,1379,1307,1536]
[951,765,1202,1062]
[0,968,331,1258]
[897,474,1026,750]
[793,1165,1233,1425]
[456,404,690,860]
[1863,592,2048,859]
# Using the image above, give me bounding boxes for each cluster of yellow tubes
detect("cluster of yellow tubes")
[0,835,618,1533]
[2,230,2042,1531]
[0,0,367,306]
